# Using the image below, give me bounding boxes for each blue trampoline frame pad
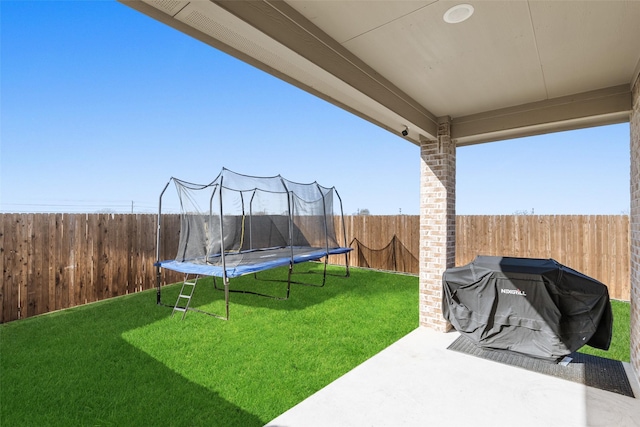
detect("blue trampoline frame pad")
[156,246,352,278]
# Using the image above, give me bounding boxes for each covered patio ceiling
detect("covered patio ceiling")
[120,0,640,146]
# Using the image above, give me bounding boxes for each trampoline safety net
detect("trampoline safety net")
[156,168,351,279]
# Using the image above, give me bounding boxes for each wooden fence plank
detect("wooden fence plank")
[27,213,45,317]
[113,215,125,297]
[116,214,127,296]
[86,214,97,304]
[58,214,69,312]
[54,213,63,311]
[571,215,583,272]
[17,214,30,319]
[22,214,34,317]
[72,214,84,306]
[0,214,5,322]
[98,214,109,301]
[126,214,135,294]
[37,214,50,315]
[2,214,20,322]
[105,214,115,299]
[47,214,56,314]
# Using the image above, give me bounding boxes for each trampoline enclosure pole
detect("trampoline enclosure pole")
[208,185,218,263]
[249,190,256,250]
[316,183,330,254]
[279,177,295,266]
[335,189,350,277]
[316,183,330,285]
[217,177,230,320]
[156,180,171,305]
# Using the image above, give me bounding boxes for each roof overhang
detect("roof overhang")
[118,0,640,146]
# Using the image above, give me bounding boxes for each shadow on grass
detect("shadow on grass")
[160,262,414,315]
[2,265,419,425]
[0,292,263,427]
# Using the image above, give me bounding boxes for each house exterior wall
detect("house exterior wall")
[419,119,455,331]
[631,73,640,380]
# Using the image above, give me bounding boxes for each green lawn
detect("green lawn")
[0,264,418,426]
[0,264,631,426]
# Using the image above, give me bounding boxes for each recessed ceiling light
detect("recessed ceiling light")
[443,4,474,24]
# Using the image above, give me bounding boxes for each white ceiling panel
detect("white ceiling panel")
[288,0,437,44]
[340,0,547,117]
[530,0,640,98]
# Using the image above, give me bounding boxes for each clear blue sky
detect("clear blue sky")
[0,1,631,215]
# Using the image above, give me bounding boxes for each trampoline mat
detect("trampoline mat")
[158,246,352,278]
[448,335,634,398]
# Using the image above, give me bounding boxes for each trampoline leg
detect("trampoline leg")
[224,277,230,320]
[286,264,293,299]
[156,265,162,305]
[321,257,328,286]
[344,252,350,278]
[213,275,221,290]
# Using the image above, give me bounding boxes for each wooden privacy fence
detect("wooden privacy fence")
[1,213,183,323]
[330,215,420,273]
[334,215,630,301]
[455,215,630,300]
[0,214,630,323]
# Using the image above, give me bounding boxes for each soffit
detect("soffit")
[120,0,640,145]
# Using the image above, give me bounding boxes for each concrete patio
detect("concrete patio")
[267,328,640,427]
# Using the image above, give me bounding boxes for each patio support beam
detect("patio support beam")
[419,118,455,331]
[631,73,640,382]
[452,85,632,146]
[209,0,439,139]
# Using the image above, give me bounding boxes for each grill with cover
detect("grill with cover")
[443,256,612,361]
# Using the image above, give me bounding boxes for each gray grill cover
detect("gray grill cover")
[443,256,612,361]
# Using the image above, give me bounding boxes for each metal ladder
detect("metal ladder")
[172,274,198,320]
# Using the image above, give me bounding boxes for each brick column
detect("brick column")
[419,118,455,331]
[631,73,640,380]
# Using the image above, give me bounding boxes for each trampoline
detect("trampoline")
[155,168,352,320]
[158,246,352,278]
